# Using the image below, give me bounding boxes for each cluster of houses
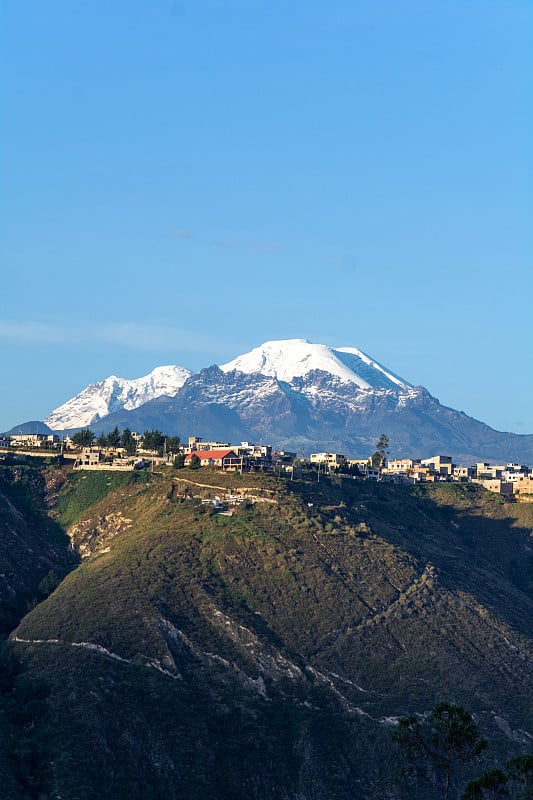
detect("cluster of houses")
[381,455,533,498]
[1,433,60,448]
[2,432,533,499]
[0,433,297,473]
[309,452,533,497]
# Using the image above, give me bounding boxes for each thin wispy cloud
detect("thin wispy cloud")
[169,228,193,240]
[0,321,68,345]
[211,239,282,254]
[168,227,282,254]
[0,320,233,356]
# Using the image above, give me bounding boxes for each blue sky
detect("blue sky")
[1,0,532,433]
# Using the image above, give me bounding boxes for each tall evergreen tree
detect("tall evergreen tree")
[395,702,487,799]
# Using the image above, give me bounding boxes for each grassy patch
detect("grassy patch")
[56,470,150,527]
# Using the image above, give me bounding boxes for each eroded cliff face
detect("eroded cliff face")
[5,467,533,799]
[0,463,76,800]
[68,511,133,559]
[0,464,74,633]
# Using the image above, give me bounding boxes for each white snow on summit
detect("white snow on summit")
[45,365,192,430]
[220,339,412,391]
[334,347,412,390]
[43,338,413,431]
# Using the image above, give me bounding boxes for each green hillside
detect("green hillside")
[2,464,533,798]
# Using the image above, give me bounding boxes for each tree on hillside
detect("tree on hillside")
[141,429,165,454]
[173,453,185,469]
[371,433,390,470]
[189,453,201,470]
[106,426,121,448]
[71,428,95,447]
[394,702,487,799]
[462,756,533,800]
[506,755,533,799]
[461,769,509,799]
[346,462,362,477]
[120,428,137,456]
[166,436,181,455]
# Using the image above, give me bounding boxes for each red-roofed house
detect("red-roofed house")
[184,449,241,469]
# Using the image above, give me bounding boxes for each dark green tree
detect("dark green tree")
[189,453,201,470]
[106,426,121,447]
[394,702,487,799]
[120,428,137,455]
[173,453,185,469]
[506,755,533,799]
[371,433,390,470]
[166,436,181,455]
[141,429,165,455]
[462,769,509,799]
[96,433,107,448]
[71,428,95,447]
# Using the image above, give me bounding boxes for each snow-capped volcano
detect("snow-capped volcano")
[220,338,412,391]
[45,365,192,430]
[23,337,533,462]
[44,340,413,431]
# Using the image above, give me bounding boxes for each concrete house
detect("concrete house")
[421,455,453,476]
[184,449,241,469]
[77,447,103,467]
[310,453,347,469]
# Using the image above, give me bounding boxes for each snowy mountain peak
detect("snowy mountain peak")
[220,339,412,391]
[43,339,412,432]
[45,365,192,430]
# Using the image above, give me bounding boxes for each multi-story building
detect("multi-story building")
[512,475,533,496]
[184,436,231,454]
[76,447,103,467]
[387,458,419,473]
[310,452,347,469]
[453,465,476,481]
[420,455,453,476]
[475,463,506,479]
[272,450,297,467]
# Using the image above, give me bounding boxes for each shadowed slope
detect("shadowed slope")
[10,469,533,799]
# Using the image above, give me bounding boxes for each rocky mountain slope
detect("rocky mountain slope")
[86,364,533,463]
[44,365,192,430]
[2,462,532,799]
[13,338,533,462]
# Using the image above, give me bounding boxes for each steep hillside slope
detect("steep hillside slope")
[10,467,533,799]
[0,462,75,799]
[0,463,74,633]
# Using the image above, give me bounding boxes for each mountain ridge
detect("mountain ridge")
[7,339,533,463]
[44,364,192,430]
